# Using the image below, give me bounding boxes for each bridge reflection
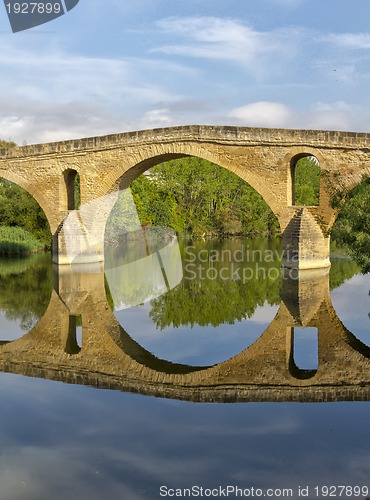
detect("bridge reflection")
[0,264,369,403]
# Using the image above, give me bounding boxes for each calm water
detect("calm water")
[0,239,369,500]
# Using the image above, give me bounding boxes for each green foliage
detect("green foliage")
[329,258,360,289]
[331,178,370,273]
[146,237,361,331]
[126,157,280,239]
[294,156,320,206]
[0,139,51,253]
[148,239,283,329]
[0,140,16,149]
[0,254,52,330]
[0,179,51,250]
[149,276,279,329]
[0,226,46,255]
[74,172,81,210]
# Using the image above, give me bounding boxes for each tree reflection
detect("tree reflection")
[147,242,363,330]
[0,254,52,330]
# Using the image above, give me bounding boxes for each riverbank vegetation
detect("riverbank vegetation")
[0,179,51,254]
[0,140,51,255]
[0,253,52,330]
[0,226,45,255]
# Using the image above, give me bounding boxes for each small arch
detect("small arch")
[63,169,80,210]
[288,326,318,379]
[290,154,320,206]
[64,314,82,354]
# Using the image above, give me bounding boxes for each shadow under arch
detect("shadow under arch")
[63,168,81,210]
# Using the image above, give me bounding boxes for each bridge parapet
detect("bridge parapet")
[1,126,370,158]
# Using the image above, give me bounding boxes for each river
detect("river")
[0,237,369,499]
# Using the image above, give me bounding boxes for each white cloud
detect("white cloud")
[153,17,299,77]
[0,36,194,143]
[228,102,293,128]
[227,100,369,132]
[305,101,354,131]
[321,33,370,50]
[140,108,174,127]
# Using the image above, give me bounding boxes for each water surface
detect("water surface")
[0,239,369,499]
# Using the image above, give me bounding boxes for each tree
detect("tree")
[0,140,51,250]
[125,157,280,238]
[294,156,320,206]
[0,140,16,149]
[330,178,370,273]
[0,180,51,245]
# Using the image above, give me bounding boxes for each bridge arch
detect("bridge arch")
[284,147,326,207]
[102,144,284,229]
[62,168,81,210]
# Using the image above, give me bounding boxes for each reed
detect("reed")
[0,226,45,255]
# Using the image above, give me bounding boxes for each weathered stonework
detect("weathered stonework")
[0,125,369,266]
[282,208,331,269]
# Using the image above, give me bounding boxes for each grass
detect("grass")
[330,240,352,261]
[0,226,46,255]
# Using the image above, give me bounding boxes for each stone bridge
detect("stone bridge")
[0,265,369,403]
[0,125,369,267]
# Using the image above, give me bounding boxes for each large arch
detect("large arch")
[100,145,284,231]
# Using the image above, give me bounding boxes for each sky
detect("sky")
[1,0,370,144]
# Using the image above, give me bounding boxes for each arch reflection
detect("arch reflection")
[0,262,368,403]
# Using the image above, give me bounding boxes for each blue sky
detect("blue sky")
[1,0,370,144]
